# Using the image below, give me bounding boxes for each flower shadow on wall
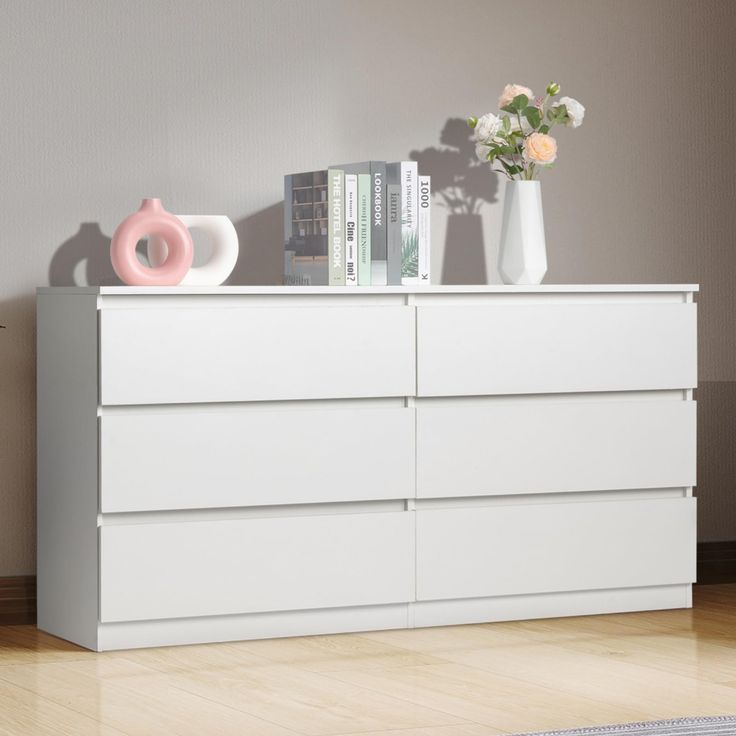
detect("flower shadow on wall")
[411,118,499,284]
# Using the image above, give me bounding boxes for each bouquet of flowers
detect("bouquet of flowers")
[468,83,584,181]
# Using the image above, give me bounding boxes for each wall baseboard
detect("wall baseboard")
[0,575,36,625]
[1,544,733,628]
[697,541,736,585]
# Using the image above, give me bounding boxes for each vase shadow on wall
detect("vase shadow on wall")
[228,201,284,285]
[411,117,499,284]
[49,222,121,286]
[49,203,285,287]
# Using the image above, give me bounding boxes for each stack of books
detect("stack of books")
[283,161,431,286]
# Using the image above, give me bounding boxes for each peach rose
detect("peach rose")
[499,83,533,108]
[523,133,557,164]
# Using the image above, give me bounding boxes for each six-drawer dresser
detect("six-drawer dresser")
[37,284,698,651]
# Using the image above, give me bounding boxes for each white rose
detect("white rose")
[559,96,585,128]
[473,112,502,142]
[475,142,491,163]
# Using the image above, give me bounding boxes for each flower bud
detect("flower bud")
[546,82,561,96]
[467,116,478,129]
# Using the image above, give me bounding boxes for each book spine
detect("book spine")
[358,173,372,285]
[386,183,402,285]
[344,174,358,286]
[418,174,431,284]
[328,168,345,285]
[400,161,418,284]
[370,162,387,285]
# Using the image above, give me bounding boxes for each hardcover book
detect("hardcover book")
[328,168,345,285]
[358,173,372,285]
[283,169,330,285]
[418,174,431,284]
[332,161,387,285]
[386,183,402,285]
[387,161,418,284]
[344,174,358,285]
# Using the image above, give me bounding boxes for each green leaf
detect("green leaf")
[539,124,550,134]
[523,106,541,129]
[500,159,522,176]
[502,115,511,132]
[502,94,529,114]
[512,94,528,110]
[549,104,569,124]
[467,116,478,129]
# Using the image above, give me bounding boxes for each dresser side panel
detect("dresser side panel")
[37,294,99,649]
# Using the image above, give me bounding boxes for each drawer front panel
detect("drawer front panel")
[100,306,415,405]
[416,497,696,601]
[100,511,414,622]
[100,407,414,512]
[417,303,696,396]
[417,400,696,498]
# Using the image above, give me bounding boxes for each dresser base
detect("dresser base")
[50,584,693,652]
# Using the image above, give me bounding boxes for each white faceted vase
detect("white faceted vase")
[498,180,547,285]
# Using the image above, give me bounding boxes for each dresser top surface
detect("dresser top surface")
[37,284,699,296]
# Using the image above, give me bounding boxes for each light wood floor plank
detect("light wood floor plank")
[415,641,736,718]
[0,625,93,666]
[0,658,301,736]
[330,726,508,736]
[319,661,653,733]
[231,632,448,672]
[133,661,470,735]
[0,679,127,736]
[0,585,733,736]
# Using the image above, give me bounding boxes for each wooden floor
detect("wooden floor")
[0,586,735,736]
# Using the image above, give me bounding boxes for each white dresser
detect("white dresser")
[37,285,698,651]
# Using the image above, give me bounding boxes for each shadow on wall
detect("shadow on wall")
[48,204,285,287]
[48,123,497,289]
[0,292,37,573]
[49,223,121,286]
[228,202,283,285]
[411,118,499,284]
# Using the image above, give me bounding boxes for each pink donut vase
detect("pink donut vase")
[110,198,194,286]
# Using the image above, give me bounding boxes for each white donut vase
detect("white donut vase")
[148,214,239,285]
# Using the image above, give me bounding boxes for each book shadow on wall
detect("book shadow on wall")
[411,117,499,284]
[48,204,285,287]
[228,202,283,285]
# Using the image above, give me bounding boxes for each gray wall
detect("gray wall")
[1,0,735,575]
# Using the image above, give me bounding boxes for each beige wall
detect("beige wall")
[1,0,735,574]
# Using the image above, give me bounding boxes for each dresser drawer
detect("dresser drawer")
[417,400,696,498]
[417,303,696,396]
[99,305,415,405]
[416,497,696,601]
[100,511,414,622]
[100,407,414,512]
